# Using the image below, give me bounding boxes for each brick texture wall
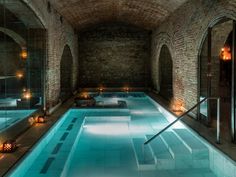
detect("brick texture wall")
[151,0,236,110]
[78,23,151,88]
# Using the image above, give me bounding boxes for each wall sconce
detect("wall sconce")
[34,115,46,123]
[20,47,28,60]
[0,140,17,153]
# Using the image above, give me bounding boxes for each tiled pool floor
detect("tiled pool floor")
[8,95,220,177]
[67,112,216,177]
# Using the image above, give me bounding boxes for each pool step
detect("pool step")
[146,135,174,170]
[132,138,156,170]
[160,131,193,169]
[173,129,209,168]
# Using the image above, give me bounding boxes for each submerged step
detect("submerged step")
[146,135,174,170]
[173,129,209,155]
[173,129,209,168]
[132,138,156,170]
[160,131,192,169]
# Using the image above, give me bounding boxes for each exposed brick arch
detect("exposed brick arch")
[151,33,174,92]
[0,27,26,48]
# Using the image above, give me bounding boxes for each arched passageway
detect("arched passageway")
[60,45,73,102]
[159,45,173,101]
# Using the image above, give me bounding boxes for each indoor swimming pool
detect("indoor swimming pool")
[7,93,236,177]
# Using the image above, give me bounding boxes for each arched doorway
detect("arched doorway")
[60,45,73,102]
[159,45,173,101]
[199,19,234,141]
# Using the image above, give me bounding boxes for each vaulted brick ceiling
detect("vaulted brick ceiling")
[51,0,187,30]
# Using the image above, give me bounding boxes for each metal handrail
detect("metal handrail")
[144,97,220,145]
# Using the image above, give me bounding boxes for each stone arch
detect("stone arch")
[198,14,234,137]
[197,15,234,99]
[0,27,26,48]
[158,44,173,101]
[151,32,174,92]
[60,44,74,102]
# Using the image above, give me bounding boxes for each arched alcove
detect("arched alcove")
[60,45,73,102]
[159,45,173,101]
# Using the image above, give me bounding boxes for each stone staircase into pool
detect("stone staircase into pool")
[132,128,215,176]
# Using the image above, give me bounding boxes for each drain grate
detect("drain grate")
[67,124,73,131]
[40,157,55,174]
[60,132,69,141]
[52,143,63,155]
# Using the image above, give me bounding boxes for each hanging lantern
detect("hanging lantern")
[0,140,17,153]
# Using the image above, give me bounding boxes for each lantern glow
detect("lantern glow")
[22,90,32,100]
[171,99,184,113]
[20,48,28,60]
[34,115,46,123]
[0,140,17,153]
[220,46,231,61]
[123,86,130,92]
[16,71,24,79]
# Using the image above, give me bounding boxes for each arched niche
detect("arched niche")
[60,45,73,102]
[159,45,173,101]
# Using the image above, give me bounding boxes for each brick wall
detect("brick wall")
[78,23,151,88]
[151,0,236,110]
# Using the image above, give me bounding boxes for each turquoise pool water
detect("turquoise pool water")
[7,93,236,177]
